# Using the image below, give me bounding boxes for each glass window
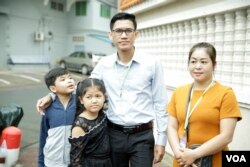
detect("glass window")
[79,52,86,58]
[70,52,78,58]
[58,3,64,12]
[50,1,64,12]
[87,53,92,58]
[100,4,110,18]
[51,1,57,10]
[76,1,87,16]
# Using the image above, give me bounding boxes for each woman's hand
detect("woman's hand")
[177,148,198,167]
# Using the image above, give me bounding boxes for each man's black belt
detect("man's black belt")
[88,154,110,160]
[107,120,153,134]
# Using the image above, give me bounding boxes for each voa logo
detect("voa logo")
[223,151,250,167]
[226,155,246,163]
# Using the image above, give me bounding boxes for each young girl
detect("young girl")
[68,78,111,167]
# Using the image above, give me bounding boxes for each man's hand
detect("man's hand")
[36,95,52,115]
[153,145,165,164]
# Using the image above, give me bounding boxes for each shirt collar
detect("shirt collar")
[114,48,141,66]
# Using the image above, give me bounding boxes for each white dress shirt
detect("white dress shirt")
[90,48,168,146]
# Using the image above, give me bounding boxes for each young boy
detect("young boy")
[38,67,76,167]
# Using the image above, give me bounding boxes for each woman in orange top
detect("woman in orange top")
[167,42,242,167]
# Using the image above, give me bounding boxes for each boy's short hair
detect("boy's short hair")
[44,67,69,89]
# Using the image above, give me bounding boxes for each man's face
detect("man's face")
[109,20,138,51]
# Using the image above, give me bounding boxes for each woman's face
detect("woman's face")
[188,48,214,84]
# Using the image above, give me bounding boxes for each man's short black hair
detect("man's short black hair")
[44,67,69,89]
[110,12,137,30]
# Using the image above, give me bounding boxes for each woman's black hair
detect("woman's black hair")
[188,42,217,68]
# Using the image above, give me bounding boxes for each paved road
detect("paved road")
[0,68,173,167]
[0,68,86,145]
[0,68,87,166]
[0,68,84,90]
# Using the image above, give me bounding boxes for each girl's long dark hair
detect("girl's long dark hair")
[75,78,107,120]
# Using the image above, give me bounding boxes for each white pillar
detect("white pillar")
[206,16,215,44]
[244,8,250,91]
[222,12,235,86]
[198,17,207,42]
[191,20,198,45]
[214,14,224,81]
[233,10,246,90]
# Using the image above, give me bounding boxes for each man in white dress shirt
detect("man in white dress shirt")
[36,12,168,167]
[90,12,168,167]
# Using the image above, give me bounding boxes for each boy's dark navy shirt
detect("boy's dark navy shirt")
[38,95,76,167]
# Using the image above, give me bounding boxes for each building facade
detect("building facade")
[0,0,117,68]
[118,0,250,152]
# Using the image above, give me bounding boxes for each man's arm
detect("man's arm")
[36,93,54,115]
[152,59,168,145]
[152,59,168,164]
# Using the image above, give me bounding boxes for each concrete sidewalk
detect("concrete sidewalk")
[15,142,173,167]
[15,143,39,167]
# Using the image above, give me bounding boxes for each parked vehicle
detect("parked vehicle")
[58,51,105,75]
[92,53,106,67]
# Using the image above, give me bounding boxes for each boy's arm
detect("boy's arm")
[38,116,49,167]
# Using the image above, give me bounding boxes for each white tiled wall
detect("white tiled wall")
[135,8,250,105]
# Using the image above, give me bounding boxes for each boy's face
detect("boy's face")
[49,74,75,94]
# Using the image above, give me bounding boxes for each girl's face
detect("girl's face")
[79,86,105,115]
[188,48,214,84]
